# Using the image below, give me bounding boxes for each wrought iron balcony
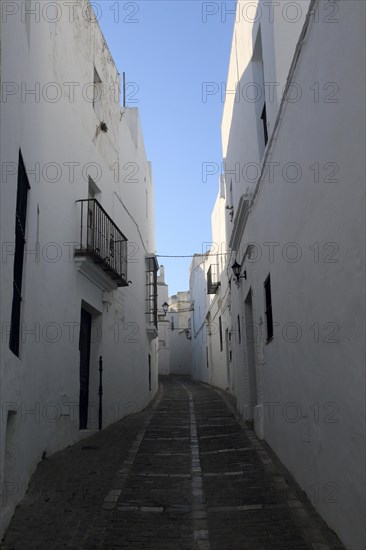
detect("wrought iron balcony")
[207,264,220,294]
[74,199,128,288]
[146,255,159,340]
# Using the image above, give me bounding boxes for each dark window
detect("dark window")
[206,346,209,368]
[237,315,241,345]
[145,256,158,328]
[261,102,268,146]
[148,354,152,391]
[207,264,220,294]
[264,275,273,341]
[9,151,30,357]
[219,316,223,352]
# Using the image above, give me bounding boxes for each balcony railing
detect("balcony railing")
[75,199,128,287]
[146,255,159,331]
[207,264,220,294]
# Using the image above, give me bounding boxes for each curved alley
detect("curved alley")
[1,377,343,550]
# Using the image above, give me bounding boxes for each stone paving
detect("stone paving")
[1,377,344,549]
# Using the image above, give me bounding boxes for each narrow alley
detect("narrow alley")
[1,1,365,547]
[1,377,343,550]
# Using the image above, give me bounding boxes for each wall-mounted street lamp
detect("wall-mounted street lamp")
[185,329,192,340]
[226,205,234,221]
[231,260,247,283]
[162,302,169,316]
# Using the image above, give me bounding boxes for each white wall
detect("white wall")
[190,255,211,383]
[157,319,171,376]
[0,1,158,536]
[168,292,192,376]
[208,187,234,391]
[222,1,366,548]
[157,266,171,375]
[222,0,310,215]
[190,184,235,393]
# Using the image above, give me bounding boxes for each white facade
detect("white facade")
[191,1,366,549]
[0,1,158,536]
[190,253,210,382]
[157,270,192,377]
[168,292,192,376]
[157,266,171,376]
[190,187,233,392]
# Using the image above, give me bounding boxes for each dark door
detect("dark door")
[225,328,231,389]
[148,354,152,391]
[79,308,92,429]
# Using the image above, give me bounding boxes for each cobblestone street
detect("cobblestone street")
[1,377,344,549]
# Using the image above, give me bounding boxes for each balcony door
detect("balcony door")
[79,308,92,429]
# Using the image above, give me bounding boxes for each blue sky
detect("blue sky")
[98,1,236,295]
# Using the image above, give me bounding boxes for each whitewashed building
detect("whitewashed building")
[192,1,365,548]
[190,182,233,391]
[168,292,192,376]
[0,1,158,535]
[157,266,171,376]
[190,252,211,382]
[157,269,192,377]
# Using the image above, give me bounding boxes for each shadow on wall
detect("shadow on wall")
[225,7,277,209]
[169,313,192,376]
